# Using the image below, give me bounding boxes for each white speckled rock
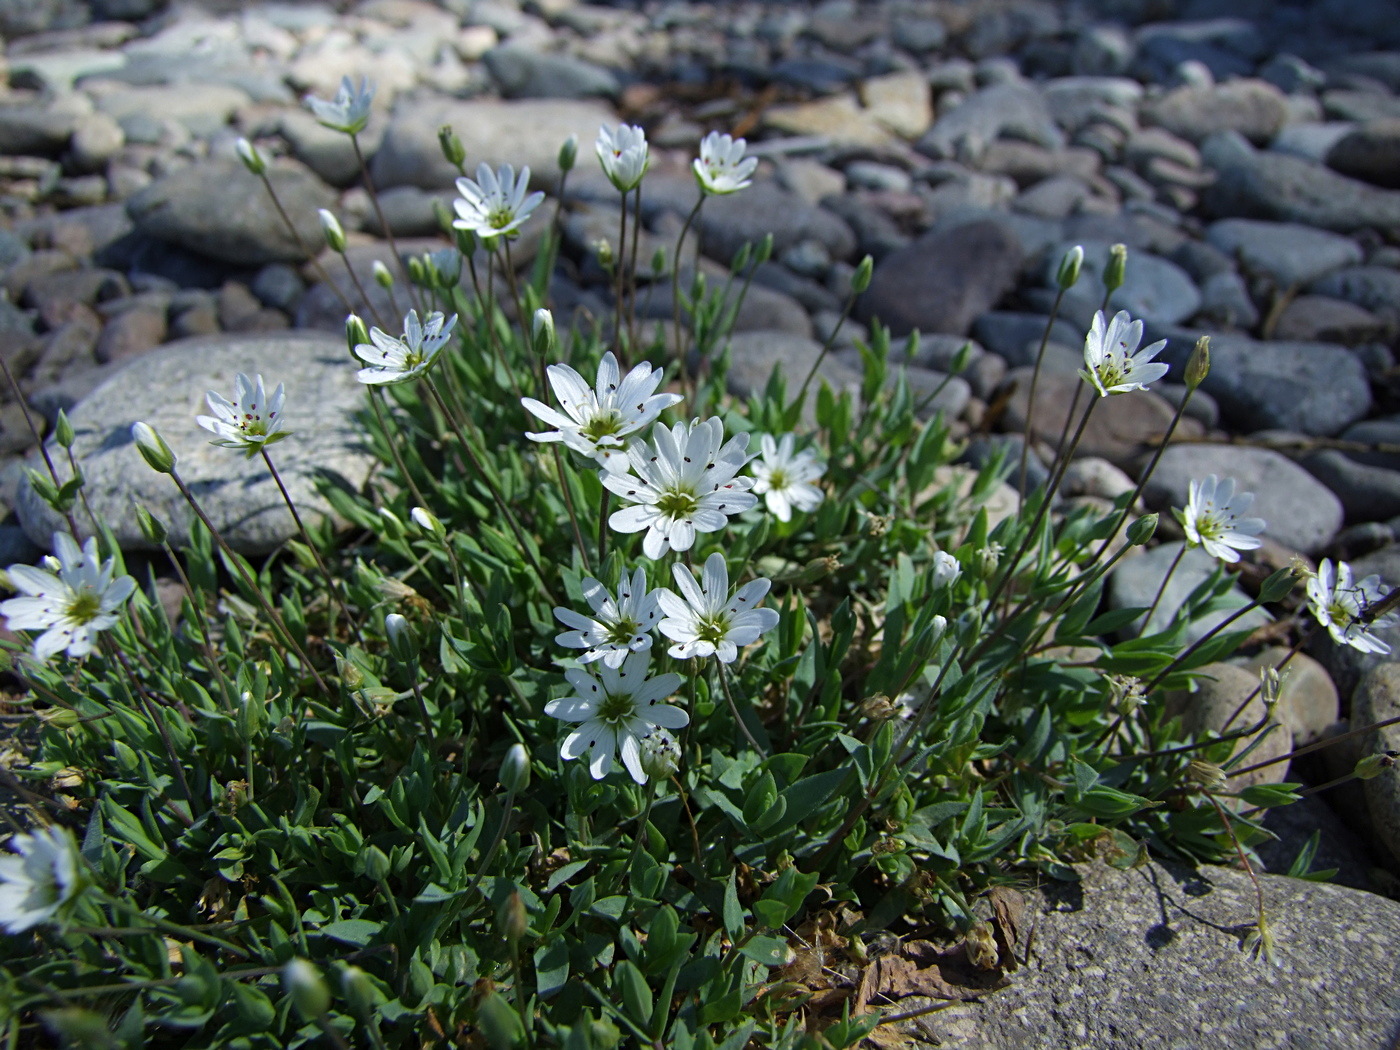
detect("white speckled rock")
[15,332,374,555]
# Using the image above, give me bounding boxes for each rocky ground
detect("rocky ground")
[2,0,1400,1043]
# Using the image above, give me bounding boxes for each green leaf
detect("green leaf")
[317,919,382,947]
[534,940,570,999]
[722,872,744,941]
[738,935,793,968]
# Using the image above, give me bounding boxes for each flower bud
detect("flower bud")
[950,340,975,374]
[237,689,266,740]
[1186,759,1226,793]
[1103,243,1128,294]
[729,240,752,274]
[1259,666,1282,710]
[755,233,774,265]
[283,959,331,1021]
[851,255,874,295]
[438,124,466,170]
[1185,335,1211,391]
[454,226,477,257]
[932,550,961,589]
[346,314,370,357]
[650,247,667,277]
[235,137,266,176]
[341,966,378,1018]
[558,133,578,173]
[500,742,531,793]
[318,209,346,253]
[594,238,614,269]
[360,844,391,882]
[1354,751,1398,780]
[1056,244,1084,290]
[54,409,74,449]
[410,506,446,539]
[377,507,405,540]
[385,613,417,662]
[433,197,456,235]
[1126,513,1158,546]
[407,255,426,286]
[640,729,680,781]
[1258,566,1298,604]
[1108,674,1144,716]
[502,890,527,944]
[131,422,176,474]
[430,247,461,287]
[372,260,394,289]
[532,308,556,357]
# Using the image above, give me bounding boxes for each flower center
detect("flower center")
[695,614,730,648]
[767,467,790,491]
[488,207,514,229]
[655,488,700,519]
[65,590,102,626]
[581,410,624,444]
[402,350,423,371]
[604,617,640,647]
[595,691,636,726]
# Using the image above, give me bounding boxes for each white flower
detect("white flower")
[553,567,663,668]
[1307,559,1395,655]
[452,163,544,241]
[1178,475,1266,564]
[522,352,682,467]
[750,433,824,522]
[304,76,374,135]
[1078,309,1169,397]
[1,533,136,661]
[932,550,961,589]
[353,310,458,385]
[603,418,757,559]
[693,131,758,195]
[544,650,687,783]
[0,825,82,933]
[196,372,291,458]
[596,124,649,192]
[657,552,780,664]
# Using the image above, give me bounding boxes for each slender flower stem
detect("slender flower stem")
[598,490,610,566]
[553,446,592,575]
[614,193,629,367]
[481,262,525,402]
[671,198,704,390]
[1221,631,1307,733]
[463,785,520,903]
[424,381,552,600]
[1018,286,1067,497]
[1230,710,1400,780]
[1143,545,1187,631]
[627,184,644,354]
[501,239,544,398]
[260,449,358,637]
[352,132,422,314]
[1141,598,1267,695]
[336,251,389,331]
[101,892,249,958]
[790,279,860,416]
[621,781,659,892]
[105,639,195,823]
[166,468,331,699]
[0,354,81,538]
[1049,382,1086,487]
[402,656,436,747]
[254,172,358,319]
[716,659,765,757]
[367,389,430,509]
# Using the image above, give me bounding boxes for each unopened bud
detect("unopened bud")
[1354,751,1398,780]
[932,550,962,589]
[950,340,975,374]
[1258,566,1298,604]
[851,254,874,295]
[38,708,80,730]
[341,966,378,1017]
[1056,244,1084,290]
[360,844,391,882]
[438,125,466,170]
[385,613,417,662]
[433,197,455,235]
[532,308,556,357]
[346,314,370,356]
[372,260,394,289]
[454,226,477,257]
[318,209,346,253]
[131,422,176,474]
[502,891,527,944]
[407,256,426,286]
[283,959,331,1021]
[411,506,445,539]
[558,133,578,173]
[1126,513,1158,546]
[640,728,680,781]
[1185,335,1210,391]
[595,238,614,269]
[1186,759,1226,793]
[1103,243,1128,294]
[54,409,74,449]
[755,233,774,265]
[235,137,266,176]
[730,241,751,274]
[650,247,667,276]
[501,742,531,793]
[430,247,461,287]
[237,689,266,740]
[377,507,405,540]
[1259,666,1282,709]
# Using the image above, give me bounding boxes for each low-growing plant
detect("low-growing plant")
[2,78,1397,1049]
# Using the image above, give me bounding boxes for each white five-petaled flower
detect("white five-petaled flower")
[353,310,458,385]
[657,552,780,664]
[196,372,291,458]
[521,352,682,468]
[544,650,687,783]
[750,433,824,522]
[304,76,374,135]
[0,825,82,933]
[1,533,135,661]
[596,124,649,193]
[603,418,757,559]
[1178,475,1266,564]
[693,131,758,196]
[1078,309,1169,397]
[553,567,663,669]
[1307,559,1395,655]
[452,163,544,241]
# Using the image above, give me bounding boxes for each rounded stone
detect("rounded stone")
[1351,663,1400,867]
[15,332,377,555]
[1163,661,1293,793]
[1231,647,1340,746]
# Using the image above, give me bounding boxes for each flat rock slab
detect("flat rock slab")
[910,859,1400,1050]
[16,332,374,555]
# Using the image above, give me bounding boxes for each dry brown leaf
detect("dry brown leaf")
[988,886,1029,969]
